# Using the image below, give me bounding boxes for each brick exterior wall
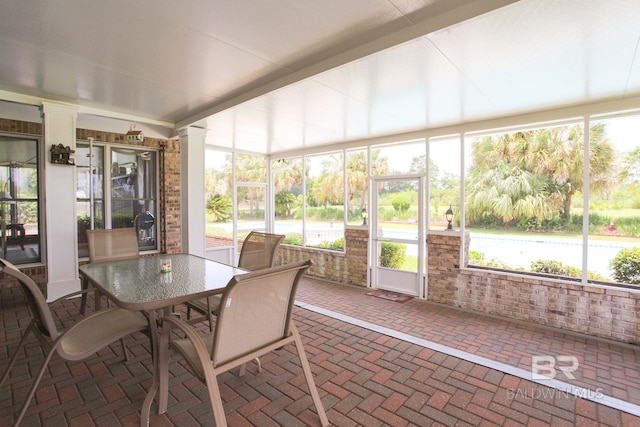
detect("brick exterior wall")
[427,231,640,344]
[76,129,181,254]
[278,226,369,286]
[0,118,179,293]
[345,227,368,286]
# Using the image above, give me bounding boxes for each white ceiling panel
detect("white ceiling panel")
[1,0,639,155]
[206,0,640,154]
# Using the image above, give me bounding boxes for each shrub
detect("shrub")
[282,232,303,246]
[610,247,640,284]
[316,237,344,251]
[391,194,411,212]
[468,250,512,269]
[206,194,232,222]
[588,212,611,227]
[531,259,607,281]
[531,259,580,277]
[380,242,406,269]
[380,207,396,221]
[566,214,583,233]
[614,217,640,237]
[275,191,297,218]
[466,213,503,228]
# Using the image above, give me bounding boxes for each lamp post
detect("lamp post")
[362,206,368,226]
[445,205,454,230]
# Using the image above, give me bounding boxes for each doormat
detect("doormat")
[365,291,413,303]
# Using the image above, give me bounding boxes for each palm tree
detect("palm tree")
[345,149,391,214]
[272,158,303,193]
[467,124,614,224]
[235,154,266,217]
[310,153,344,209]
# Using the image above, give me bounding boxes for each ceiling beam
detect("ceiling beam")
[0,90,175,129]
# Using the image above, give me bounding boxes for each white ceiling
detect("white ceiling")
[1,0,639,155]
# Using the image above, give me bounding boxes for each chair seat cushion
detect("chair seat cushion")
[60,308,148,360]
[171,332,214,379]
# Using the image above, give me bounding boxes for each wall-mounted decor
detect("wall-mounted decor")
[126,123,144,143]
[50,144,75,165]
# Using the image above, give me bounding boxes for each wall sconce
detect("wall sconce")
[362,206,368,226]
[445,205,454,230]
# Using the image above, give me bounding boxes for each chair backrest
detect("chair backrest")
[86,228,139,263]
[0,258,59,340]
[212,259,312,367]
[237,231,284,271]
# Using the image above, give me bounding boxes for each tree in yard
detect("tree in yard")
[310,154,343,209]
[233,154,266,217]
[206,194,232,222]
[466,124,615,225]
[620,146,640,185]
[345,149,390,214]
[275,191,297,218]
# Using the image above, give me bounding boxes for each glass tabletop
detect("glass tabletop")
[79,253,246,310]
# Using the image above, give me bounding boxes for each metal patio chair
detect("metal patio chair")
[186,231,285,331]
[0,258,148,427]
[159,259,328,427]
[80,227,140,314]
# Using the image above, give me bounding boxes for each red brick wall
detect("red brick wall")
[426,231,640,344]
[278,226,369,286]
[75,129,180,254]
[0,119,179,293]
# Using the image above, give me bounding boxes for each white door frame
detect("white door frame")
[370,175,426,298]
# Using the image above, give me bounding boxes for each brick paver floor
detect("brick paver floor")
[1,277,639,426]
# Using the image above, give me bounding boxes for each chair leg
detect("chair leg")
[79,279,89,315]
[120,337,130,362]
[292,324,329,427]
[0,325,34,388]
[238,358,261,377]
[206,299,214,332]
[13,345,59,427]
[203,369,227,427]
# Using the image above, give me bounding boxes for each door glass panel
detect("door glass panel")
[76,143,105,257]
[111,148,157,250]
[376,178,420,274]
[377,178,419,242]
[377,241,418,272]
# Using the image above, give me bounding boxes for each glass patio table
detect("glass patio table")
[79,253,247,426]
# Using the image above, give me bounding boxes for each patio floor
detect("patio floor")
[1,276,639,426]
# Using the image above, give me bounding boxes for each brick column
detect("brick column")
[345,226,369,287]
[426,230,469,304]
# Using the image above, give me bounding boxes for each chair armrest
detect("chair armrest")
[161,315,213,363]
[49,289,93,307]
